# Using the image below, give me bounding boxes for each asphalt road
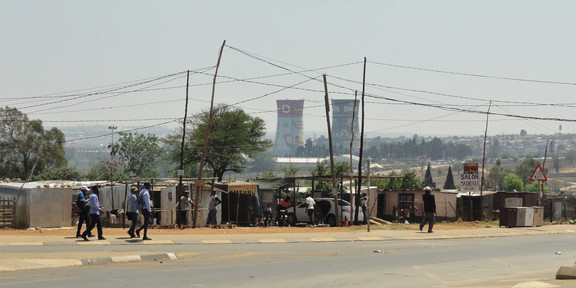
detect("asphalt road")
[1,234,575,288]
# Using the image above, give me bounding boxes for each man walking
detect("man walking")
[206,189,221,227]
[75,186,92,238]
[81,186,106,241]
[126,186,139,238]
[136,183,152,240]
[419,186,436,233]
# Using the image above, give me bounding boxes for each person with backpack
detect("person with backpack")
[126,186,140,238]
[75,186,93,238]
[135,182,152,240]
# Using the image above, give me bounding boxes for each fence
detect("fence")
[0,198,15,228]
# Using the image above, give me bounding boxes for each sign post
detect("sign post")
[530,164,547,206]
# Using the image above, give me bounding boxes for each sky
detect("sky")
[2,1,576,144]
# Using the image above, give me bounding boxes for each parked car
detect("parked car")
[291,198,364,227]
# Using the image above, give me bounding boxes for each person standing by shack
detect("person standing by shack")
[419,186,436,233]
[305,194,316,226]
[126,186,139,238]
[136,182,152,240]
[176,190,194,227]
[206,189,222,227]
[81,186,105,241]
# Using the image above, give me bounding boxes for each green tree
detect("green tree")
[247,151,277,173]
[565,150,576,166]
[515,158,541,185]
[443,165,456,189]
[111,132,162,179]
[281,164,299,177]
[167,105,272,182]
[0,107,67,179]
[424,162,434,187]
[502,173,523,192]
[486,161,510,190]
[31,167,84,181]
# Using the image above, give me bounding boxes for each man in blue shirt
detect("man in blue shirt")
[76,186,92,238]
[127,186,139,238]
[81,186,106,241]
[136,182,152,240]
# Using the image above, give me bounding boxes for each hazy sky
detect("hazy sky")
[2,1,576,143]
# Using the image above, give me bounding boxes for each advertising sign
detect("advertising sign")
[460,163,479,192]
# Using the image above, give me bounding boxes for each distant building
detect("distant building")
[332,99,359,155]
[274,100,305,156]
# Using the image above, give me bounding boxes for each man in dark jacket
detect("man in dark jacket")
[419,186,436,233]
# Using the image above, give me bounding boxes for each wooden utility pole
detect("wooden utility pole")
[192,40,226,228]
[356,57,367,226]
[349,91,358,222]
[178,70,190,229]
[323,74,339,226]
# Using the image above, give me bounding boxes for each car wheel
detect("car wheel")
[326,215,336,227]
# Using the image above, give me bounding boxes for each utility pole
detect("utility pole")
[323,74,339,226]
[178,70,190,229]
[366,157,371,232]
[108,126,117,209]
[192,40,226,228]
[356,57,367,225]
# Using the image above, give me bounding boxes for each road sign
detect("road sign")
[530,164,547,182]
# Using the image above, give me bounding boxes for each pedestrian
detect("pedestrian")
[206,188,222,227]
[126,186,139,238]
[361,193,368,224]
[136,182,152,240]
[75,186,93,238]
[305,194,316,226]
[176,190,194,226]
[419,186,436,233]
[81,186,106,241]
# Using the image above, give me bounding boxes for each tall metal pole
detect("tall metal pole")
[178,70,190,229]
[480,101,491,220]
[192,40,226,228]
[323,74,339,226]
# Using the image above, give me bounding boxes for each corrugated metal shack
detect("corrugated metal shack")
[0,182,74,228]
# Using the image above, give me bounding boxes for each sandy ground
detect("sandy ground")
[0,221,489,236]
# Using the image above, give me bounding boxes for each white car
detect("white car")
[290,198,364,226]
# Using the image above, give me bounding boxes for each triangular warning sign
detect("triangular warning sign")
[530,164,547,182]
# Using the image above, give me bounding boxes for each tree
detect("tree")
[31,167,84,181]
[281,164,299,177]
[486,160,510,191]
[443,166,456,189]
[565,150,576,166]
[502,173,523,192]
[247,151,277,173]
[168,105,272,182]
[111,132,162,179]
[424,162,434,187]
[0,107,67,179]
[515,158,540,185]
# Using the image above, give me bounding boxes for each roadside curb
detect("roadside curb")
[0,253,178,272]
[80,252,178,266]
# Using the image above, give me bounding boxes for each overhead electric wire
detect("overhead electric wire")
[369,61,576,86]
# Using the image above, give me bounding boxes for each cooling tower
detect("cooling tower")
[274,100,304,156]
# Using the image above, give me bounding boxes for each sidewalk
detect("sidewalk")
[1,224,575,273]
